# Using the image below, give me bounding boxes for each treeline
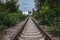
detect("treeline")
[33,0,60,36]
[0,0,27,32]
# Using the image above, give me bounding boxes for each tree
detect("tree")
[5,0,19,13]
[33,0,60,36]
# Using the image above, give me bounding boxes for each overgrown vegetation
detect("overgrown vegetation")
[0,0,27,32]
[33,0,60,36]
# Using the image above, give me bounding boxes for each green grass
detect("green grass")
[47,26,60,37]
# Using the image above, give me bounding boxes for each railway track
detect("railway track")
[11,17,52,40]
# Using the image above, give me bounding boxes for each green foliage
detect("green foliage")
[0,12,27,26]
[37,5,50,25]
[47,26,60,36]
[35,6,60,36]
[0,0,18,13]
[0,0,27,32]
[0,12,27,32]
[5,0,18,13]
[33,0,60,36]
[0,25,5,32]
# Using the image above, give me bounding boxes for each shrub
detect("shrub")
[33,5,60,36]
[0,12,27,28]
[47,26,60,36]
[0,25,5,33]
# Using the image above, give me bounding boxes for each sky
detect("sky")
[18,0,35,12]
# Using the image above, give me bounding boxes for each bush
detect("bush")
[47,26,60,36]
[0,25,5,33]
[33,5,60,36]
[39,19,49,25]
[38,6,50,25]
[39,8,60,36]
[0,0,28,33]
[0,12,27,29]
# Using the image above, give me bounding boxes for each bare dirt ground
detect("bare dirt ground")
[1,19,27,40]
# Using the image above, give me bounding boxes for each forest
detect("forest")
[33,0,60,36]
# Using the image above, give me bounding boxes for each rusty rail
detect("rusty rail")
[32,18,52,40]
[11,17,29,40]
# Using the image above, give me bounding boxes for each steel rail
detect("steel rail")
[11,17,29,40]
[32,18,52,40]
[10,17,52,40]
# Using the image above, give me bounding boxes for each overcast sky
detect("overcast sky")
[18,0,35,12]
